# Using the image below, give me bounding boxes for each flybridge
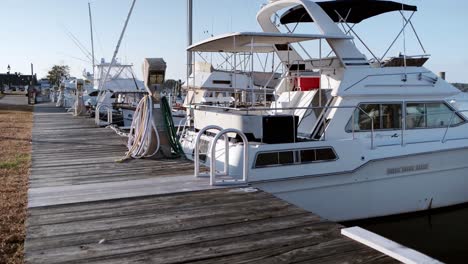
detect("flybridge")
[257,0,427,68]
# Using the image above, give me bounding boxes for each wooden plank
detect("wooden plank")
[27,188,270,217]
[342,227,440,264]
[26,205,313,251]
[26,214,328,264]
[28,174,224,208]
[27,195,297,238]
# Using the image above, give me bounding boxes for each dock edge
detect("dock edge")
[341,226,443,264]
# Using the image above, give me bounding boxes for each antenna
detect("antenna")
[88,2,96,80]
[187,0,193,76]
[402,2,407,81]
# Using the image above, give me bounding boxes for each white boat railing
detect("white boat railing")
[442,110,468,143]
[194,103,468,148]
[194,125,226,178]
[209,128,249,186]
[95,104,113,126]
[195,104,375,149]
[176,116,191,138]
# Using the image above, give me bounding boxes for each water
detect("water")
[345,204,468,263]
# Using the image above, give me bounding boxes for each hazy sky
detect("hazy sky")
[1,0,468,83]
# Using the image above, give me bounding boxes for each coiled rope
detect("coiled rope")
[118,95,160,162]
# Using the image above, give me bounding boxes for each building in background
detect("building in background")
[0,73,37,92]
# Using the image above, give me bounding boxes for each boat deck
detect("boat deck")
[25,103,397,263]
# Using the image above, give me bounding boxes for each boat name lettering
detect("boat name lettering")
[386,164,429,175]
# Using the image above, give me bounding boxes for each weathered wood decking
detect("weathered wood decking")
[25,103,398,264]
[29,104,218,207]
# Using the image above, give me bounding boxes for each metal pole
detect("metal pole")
[250,37,254,105]
[88,2,96,79]
[187,0,193,76]
[319,39,322,107]
[30,63,34,104]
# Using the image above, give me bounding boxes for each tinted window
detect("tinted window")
[255,153,278,167]
[426,103,462,127]
[255,148,337,168]
[358,104,380,130]
[406,102,463,129]
[279,151,294,165]
[316,148,336,161]
[300,149,316,162]
[348,103,402,131]
[381,104,402,129]
[406,103,426,128]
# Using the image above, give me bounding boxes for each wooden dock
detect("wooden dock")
[25,103,398,263]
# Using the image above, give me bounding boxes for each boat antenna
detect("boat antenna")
[88,2,96,81]
[402,2,407,81]
[187,0,193,77]
[101,0,137,91]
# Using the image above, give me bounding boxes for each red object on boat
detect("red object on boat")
[295,77,320,91]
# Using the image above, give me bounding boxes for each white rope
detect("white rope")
[107,124,129,137]
[118,95,160,161]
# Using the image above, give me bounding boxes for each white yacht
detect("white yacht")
[179,0,468,221]
[91,58,146,126]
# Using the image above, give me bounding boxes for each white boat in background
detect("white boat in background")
[179,0,468,221]
[91,58,146,126]
[92,58,144,107]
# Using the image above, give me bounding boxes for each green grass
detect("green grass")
[0,154,30,170]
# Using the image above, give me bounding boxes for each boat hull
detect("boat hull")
[253,147,468,222]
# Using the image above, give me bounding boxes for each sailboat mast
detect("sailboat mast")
[88,2,96,80]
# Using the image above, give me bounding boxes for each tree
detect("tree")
[47,65,70,87]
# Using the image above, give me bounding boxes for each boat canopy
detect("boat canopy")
[280,0,417,25]
[187,32,352,53]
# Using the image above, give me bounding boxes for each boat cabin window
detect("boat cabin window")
[347,103,402,132]
[406,102,464,129]
[254,147,337,168]
[255,151,295,168]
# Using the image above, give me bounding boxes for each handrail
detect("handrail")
[209,128,249,186]
[95,104,113,126]
[176,117,188,136]
[442,110,468,143]
[194,125,228,178]
[196,104,376,149]
[356,106,375,150]
[191,103,468,150]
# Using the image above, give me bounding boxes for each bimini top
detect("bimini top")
[187,32,352,53]
[280,0,417,24]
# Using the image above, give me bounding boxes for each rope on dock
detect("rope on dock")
[117,95,160,162]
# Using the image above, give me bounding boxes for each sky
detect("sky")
[1,0,468,83]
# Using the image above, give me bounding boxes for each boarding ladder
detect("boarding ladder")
[95,104,114,127]
[194,126,249,186]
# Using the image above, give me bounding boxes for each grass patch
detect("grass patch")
[0,100,32,264]
[0,154,29,170]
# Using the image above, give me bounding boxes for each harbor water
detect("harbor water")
[346,203,468,263]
